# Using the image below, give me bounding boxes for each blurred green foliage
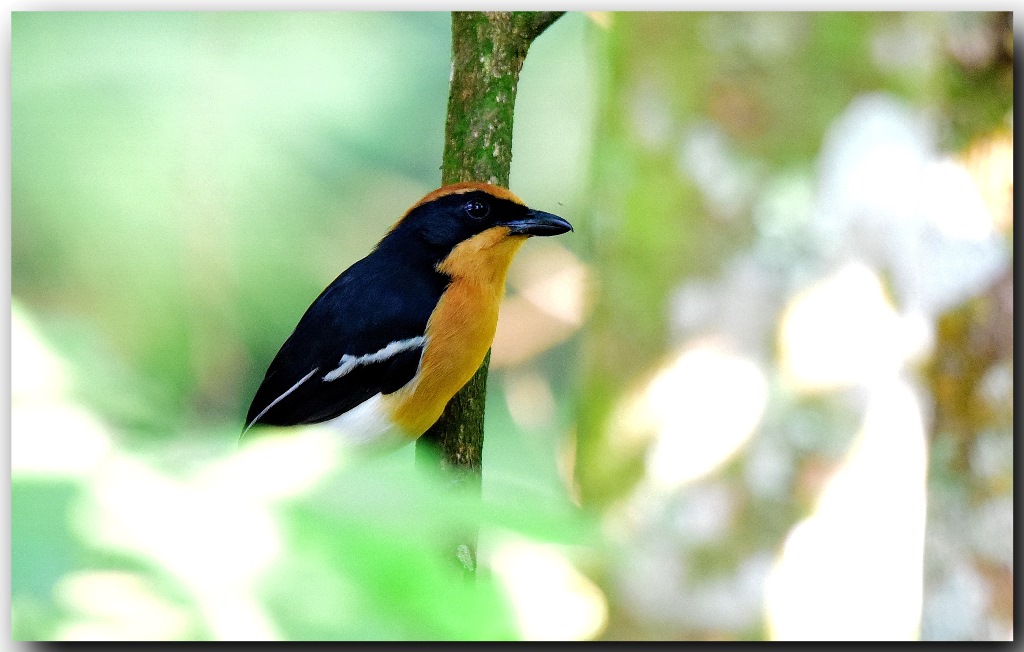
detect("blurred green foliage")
[13,12,454,432]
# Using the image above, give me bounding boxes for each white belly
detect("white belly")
[320,393,412,452]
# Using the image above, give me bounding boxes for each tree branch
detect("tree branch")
[415,10,564,575]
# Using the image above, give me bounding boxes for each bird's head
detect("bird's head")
[379,182,573,283]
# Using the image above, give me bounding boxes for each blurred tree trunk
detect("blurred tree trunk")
[415,10,564,575]
[921,11,1013,639]
[575,13,750,508]
[577,14,691,508]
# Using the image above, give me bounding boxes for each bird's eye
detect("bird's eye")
[464,199,490,219]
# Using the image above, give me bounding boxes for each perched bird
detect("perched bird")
[243,181,572,449]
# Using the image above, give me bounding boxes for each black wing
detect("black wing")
[245,251,449,430]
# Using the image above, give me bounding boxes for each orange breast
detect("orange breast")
[387,227,526,436]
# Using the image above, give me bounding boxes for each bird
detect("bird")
[243,181,572,450]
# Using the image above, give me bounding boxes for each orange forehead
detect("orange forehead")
[409,181,525,211]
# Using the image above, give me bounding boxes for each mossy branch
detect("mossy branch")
[415,10,564,574]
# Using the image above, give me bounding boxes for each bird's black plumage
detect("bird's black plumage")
[244,189,539,431]
[245,248,450,428]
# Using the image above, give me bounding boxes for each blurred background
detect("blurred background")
[11,11,1013,641]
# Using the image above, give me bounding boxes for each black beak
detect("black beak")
[501,209,573,237]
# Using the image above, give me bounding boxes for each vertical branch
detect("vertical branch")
[415,10,563,574]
